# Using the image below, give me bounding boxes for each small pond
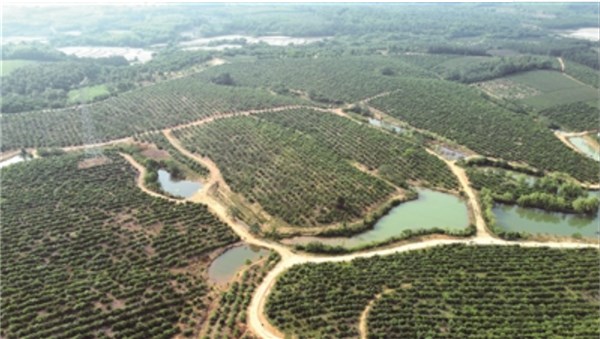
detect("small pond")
[208,245,269,285]
[568,136,599,161]
[284,189,469,248]
[157,169,202,198]
[493,192,600,238]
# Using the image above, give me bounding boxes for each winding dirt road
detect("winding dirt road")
[158,132,597,339]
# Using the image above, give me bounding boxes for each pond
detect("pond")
[208,244,269,285]
[283,189,469,248]
[568,136,599,161]
[368,118,406,134]
[0,155,29,169]
[493,193,600,238]
[157,169,202,198]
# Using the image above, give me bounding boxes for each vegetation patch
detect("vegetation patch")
[506,70,597,110]
[67,84,110,104]
[266,245,599,338]
[538,101,599,132]
[467,168,599,215]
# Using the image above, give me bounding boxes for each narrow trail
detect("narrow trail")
[557,57,565,72]
[359,292,386,339]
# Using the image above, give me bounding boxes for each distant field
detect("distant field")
[67,84,110,103]
[507,70,597,109]
[196,56,437,103]
[1,59,39,76]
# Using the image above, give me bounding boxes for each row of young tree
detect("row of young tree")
[174,116,395,227]
[1,152,239,338]
[266,244,599,338]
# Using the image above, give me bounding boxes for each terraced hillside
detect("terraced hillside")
[266,245,600,338]
[1,76,307,151]
[370,78,599,183]
[0,152,238,338]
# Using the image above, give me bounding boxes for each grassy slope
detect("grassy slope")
[67,84,110,103]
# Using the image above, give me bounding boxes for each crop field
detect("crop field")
[266,245,600,338]
[173,116,395,227]
[369,78,599,183]
[196,56,436,104]
[258,109,458,190]
[67,84,110,104]
[505,70,597,110]
[1,76,308,150]
[0,152,238,339]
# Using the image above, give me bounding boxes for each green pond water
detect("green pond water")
[208,245,269,285]
[284,189,469,248]
[157,169,202,198]
[493,192,600,238]
[568,136,599,161]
